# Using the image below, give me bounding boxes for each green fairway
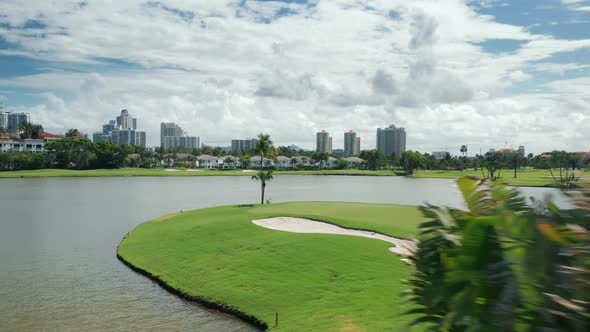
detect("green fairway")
[413,168,590,187]
[117,202,427,331]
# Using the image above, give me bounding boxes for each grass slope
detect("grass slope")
[118,202,426,331]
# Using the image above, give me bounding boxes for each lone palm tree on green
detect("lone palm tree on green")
[252,133,274,204]
[252,170,273,204]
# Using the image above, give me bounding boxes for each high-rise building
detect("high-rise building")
[160,122,199,149]
[344,130,360,157]
[518,146,525,157]
[116,109,137,130]
[95,109,146,147]
[111,129,146,147]
[316,130,332,153]
[231,139,258,153]
[163,136,199,149]
[0,112,31,133]
[376,124,406,157]
[0,112,7,131]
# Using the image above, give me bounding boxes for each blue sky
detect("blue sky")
[0,0,589,153]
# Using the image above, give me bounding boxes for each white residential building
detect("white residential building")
[251,155,274,168]
[0,139,45,152]
[343,156,364,168]
[276,156,292,168]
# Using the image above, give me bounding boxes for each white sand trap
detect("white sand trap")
[164,169,180,172]
[186,169,203,172]
[242,170,256,173]
[252,217,417,258]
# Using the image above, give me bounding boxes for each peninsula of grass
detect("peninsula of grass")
[117,202,427,331]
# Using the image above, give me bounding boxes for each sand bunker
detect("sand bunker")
[186,169,203,172]
[164,169,180,172]
[252,217,417,258]
[242,170,256,173]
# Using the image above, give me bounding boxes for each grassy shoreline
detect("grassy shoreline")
[117,202,426,331]
[1,167,587,187]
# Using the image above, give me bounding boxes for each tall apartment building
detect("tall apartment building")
[116,109,137,130]
[0,112,7,131]
[316,130,332,153]
[160,122,199,149]
[162,136,199,149]
[111,129,146,147]
[94,109,146,147]
[0,112,30,133]
[231,138,258,153]
[344,130,360,157]
[376,124,406,157]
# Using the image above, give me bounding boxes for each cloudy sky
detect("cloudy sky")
[0,0,589,154]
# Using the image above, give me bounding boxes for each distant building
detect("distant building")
[231,138,258,153]
[95,109,147,147]
[160,122,199,149]
[116,109,137,130]
[0,133,62,152]
[344,130,360,157]
[0,112,7,130]
[93,132,110,143]
[162,136,199,150]
[0,112,30,133]
[111,129,146,147]
[316,130,332,153]
[0,139,44,152]
[376,124,406,157]
[343,156,364,168]
[498,147,525,157]
[432,151,448,160]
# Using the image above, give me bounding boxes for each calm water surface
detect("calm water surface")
[0,175,568,331]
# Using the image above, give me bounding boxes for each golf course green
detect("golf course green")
[117,202,427,331]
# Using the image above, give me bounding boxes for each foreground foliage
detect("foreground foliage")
[405,177,589,331]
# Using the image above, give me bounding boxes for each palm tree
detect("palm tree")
[255,133,273,169]
[290,157,297,169]
[65,128,81,138]
[252,170,273,204]
[31,124,44,139]
[253,134,274,204]
[17,121,33,139]
[460,145,467,172]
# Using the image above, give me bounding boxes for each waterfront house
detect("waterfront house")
[276,156,292,168]
[343,156,364,168]
[198,154,221,169]
[251,155,274,168]
[292,155,311,167]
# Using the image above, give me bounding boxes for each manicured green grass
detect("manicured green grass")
[413,168,590,187]
[118,202,427,331]
[3,167,584,188]
[0,167,399,178]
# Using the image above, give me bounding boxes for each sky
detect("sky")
[0,0,589,155]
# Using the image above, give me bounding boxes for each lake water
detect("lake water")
[0,175,568,331]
